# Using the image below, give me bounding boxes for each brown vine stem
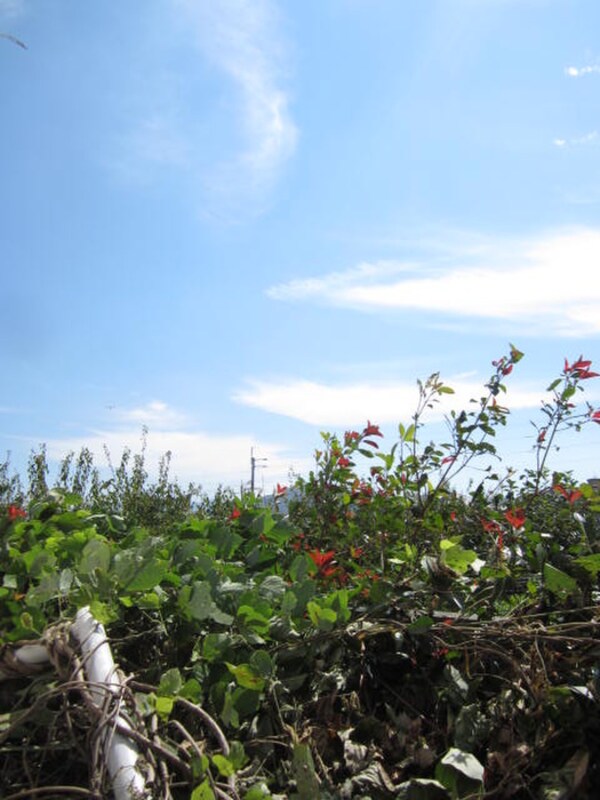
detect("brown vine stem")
[3,787,99,799]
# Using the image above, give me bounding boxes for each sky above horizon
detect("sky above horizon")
[1,0,600,497]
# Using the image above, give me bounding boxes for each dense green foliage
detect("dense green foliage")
[1,347,600,799]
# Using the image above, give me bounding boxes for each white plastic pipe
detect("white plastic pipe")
[0,643,50,680]
[71,606,148,800]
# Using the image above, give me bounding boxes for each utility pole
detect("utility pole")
[250,448,268,494]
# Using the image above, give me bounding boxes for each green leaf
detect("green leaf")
[543,563,579,597]
[237,605,271,634]
[408,615,434,634]
[125,558,168,592]
[191,779,216,800]
[250,649,273,679]
[441,543,477,576]
[225,663,266,691]
[292,743,320,800]
[88,600,118,625]
[243,783,271,800]
[307,600,337,631]
[212,754,235,778]
[158,668,182,696]
[182,581,234,626]
[509,344,524,363]
[435,748,484,798]
[180,678,203,703]
[259,575,288,602]
[574,553,600,578]
[79,539,111,575]
[154,695,174,720]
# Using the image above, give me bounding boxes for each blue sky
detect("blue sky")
[1,0,599,496]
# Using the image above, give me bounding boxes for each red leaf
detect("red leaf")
[504,508,526,528]
[363,421,383,437]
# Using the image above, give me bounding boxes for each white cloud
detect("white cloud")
[176,0,297,214]
[39,401,306,494]
[266,228,600,337]
[234,376,546,427]
[553,131,599,148]
[565,64,600,77]
[111,401,188,428]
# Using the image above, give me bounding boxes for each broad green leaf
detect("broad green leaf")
[158,668,182,696]
[435,747,484,798]
[182,581,234,626]
[307,600,337,630]
[136,591,161,609]
[574,553,600,578]
[237,605,271,634]
[441,544,477,576]
[243,783,271,800]
[191,779,215,800]
[79,539,111,575]
[225,663,266,691]
[212,754,235,778]
[259,575,288,602]
[250,649,273,678]
[154,695,174,720]
[125,558,168,592]
[180,678,203,703]
[88,600,118,625]
[408,615,434,634]
[543,564,578,597]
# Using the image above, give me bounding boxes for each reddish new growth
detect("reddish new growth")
[363,421,383,437]
[229,507,241,521]
[564,357,600,380]
[7,506,26,521]
[308,549,338,579]
[482,519,502,535]
[553,484,583,505]
[504,508,526,529]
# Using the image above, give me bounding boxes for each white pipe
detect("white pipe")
[71,606,149,800]
[0,643,50,680]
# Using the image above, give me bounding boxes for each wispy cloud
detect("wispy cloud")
[234,376,547,427]
[112,113,191,183]
[553,131,599,148]
[565,64,600,77]
[267,228,600,337]
[39,401,306,494]
[176,0,297,217]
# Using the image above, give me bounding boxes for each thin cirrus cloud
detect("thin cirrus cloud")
[234,376,547,428]
[267,228,600,337]
[175,0,297,214]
